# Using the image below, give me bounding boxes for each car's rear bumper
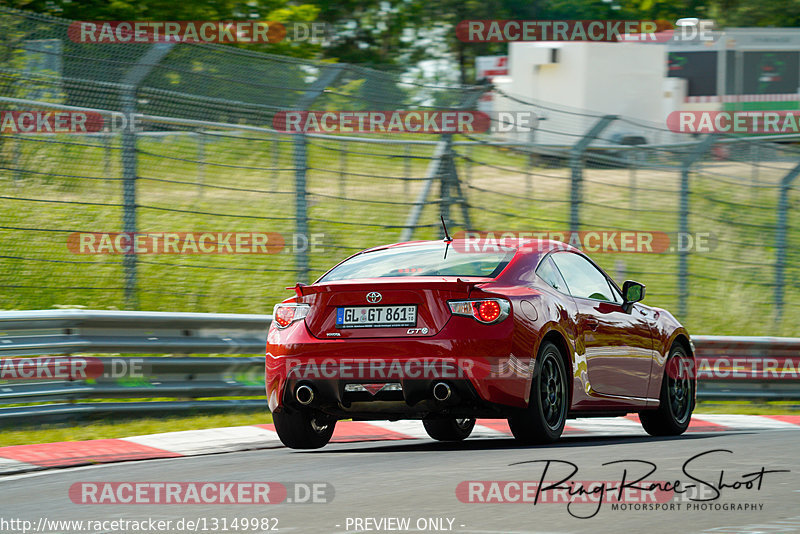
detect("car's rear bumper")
[265,319,528,418]
[279,376,495,420]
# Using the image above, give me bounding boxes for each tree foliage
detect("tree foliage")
[2,0,799,77]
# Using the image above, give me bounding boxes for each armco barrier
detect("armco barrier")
[691,335,800,400]
[0,310,797,423]
[0,309,271,423]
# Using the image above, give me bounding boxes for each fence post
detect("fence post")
[775,162,800,326]
[103,132,112,184]
[120,87,137,309]
[271,136,279,190]
[12,137,22,186]
[628,148,637,212]
[292,65,343,283]
[401,142,447,242]
[568,115,617,235]
[526,126,536,200]
[404,143,411,196]
[678,135,716,321]
[339,143,346,198]
[438,136,457,232]
[400,86,487,242]
[119,42,175,310]
[751,142,760,186]
[196,130,205,198]
[293,136,310,281]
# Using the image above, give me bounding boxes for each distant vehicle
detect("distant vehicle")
[266,237,695,449]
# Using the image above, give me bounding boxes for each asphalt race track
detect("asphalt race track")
[2,424,799,534]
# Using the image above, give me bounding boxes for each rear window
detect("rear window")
[318,243,514,282]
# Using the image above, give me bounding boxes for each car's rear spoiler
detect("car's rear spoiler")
[288,278,487,297]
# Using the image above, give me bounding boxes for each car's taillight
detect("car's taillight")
[272,303,310,329]
[448,299,510,324]
[476,300,501,322]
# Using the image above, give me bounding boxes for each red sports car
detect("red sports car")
[265,237,695,449]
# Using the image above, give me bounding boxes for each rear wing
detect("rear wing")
[288,278,487,297]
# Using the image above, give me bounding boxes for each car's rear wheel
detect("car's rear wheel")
[508,341,568,444]
[422,418,475,441]
[273,408,336,449]
[640,344,694,436]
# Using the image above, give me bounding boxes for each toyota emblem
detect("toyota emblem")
[366,292,382,303]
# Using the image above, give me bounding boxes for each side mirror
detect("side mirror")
[622,280,645,313]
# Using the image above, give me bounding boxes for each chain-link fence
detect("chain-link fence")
[1,7,798,337]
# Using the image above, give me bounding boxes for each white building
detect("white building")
[495,41,675,145]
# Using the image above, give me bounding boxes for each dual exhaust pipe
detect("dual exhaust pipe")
[295,381,452,405]
[295,384,315,405]
[432,381,452,402]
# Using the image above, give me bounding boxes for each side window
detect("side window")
[550,252,619,303]
[605,278,623,304]
[536,256,569,294]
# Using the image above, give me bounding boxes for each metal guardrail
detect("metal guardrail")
[0,310,272,423]
[0,309,271,357]
[691,335,800,401]
[0,310,798,424]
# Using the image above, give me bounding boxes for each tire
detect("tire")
[640,344,695,436]
[508,341,568,444]
[273,408,336,449]
[422,418,475,441]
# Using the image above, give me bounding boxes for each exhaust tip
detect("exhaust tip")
[432,382,452,402]
[295,384,314,405]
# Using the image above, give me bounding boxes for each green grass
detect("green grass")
[0,132,798,331]
[694,400,800,415]
[0,411,272,447]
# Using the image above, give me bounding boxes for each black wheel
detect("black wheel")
[640,344,695,436]
[422,418,475,441]
[273,408,336,449]
[508,341,568,444]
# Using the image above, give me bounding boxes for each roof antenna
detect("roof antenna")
[440,215,452,243]
[441,216,452,261]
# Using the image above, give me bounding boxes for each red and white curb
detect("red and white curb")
[1,414,798,476]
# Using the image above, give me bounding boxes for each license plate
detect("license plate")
[336,305,417,329]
